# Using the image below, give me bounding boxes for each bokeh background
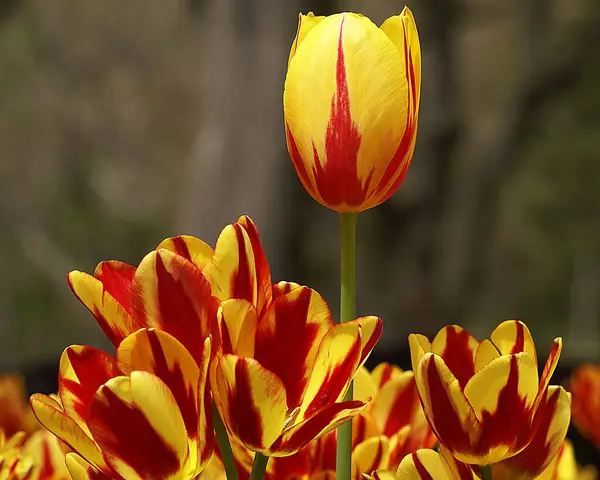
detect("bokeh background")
[1,0,599,428]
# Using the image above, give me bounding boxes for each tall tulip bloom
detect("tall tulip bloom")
[283,8,420,213]
[31,329,214,480]
[568,364,600,449]
[409,320,569,465]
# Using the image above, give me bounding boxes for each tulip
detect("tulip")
[408,320,569,465]
[31,329,213,480]
[283,8,420,213]
[568,364,600,449]
[210,287,382,457]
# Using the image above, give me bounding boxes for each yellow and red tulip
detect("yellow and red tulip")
[408,320,568,465]
[210,286,382,457]
[568,364,600,449]
[283,8,420,213]
[31,329,213,480]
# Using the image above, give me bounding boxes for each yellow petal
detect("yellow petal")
[490,320,537,364]
[474,340,500,372]
[354,366,377,404]
[408,334,431,372]
[396,449,454,479]
[211,355,287,453]
[370,363,405,388]
[352,437,390,477]
[289,12,326,63]
[156,235,214,270]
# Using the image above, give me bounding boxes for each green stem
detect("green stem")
[249,452,269,480]
[336,212,357,480]
[481,465,492,480]
[212,403,239,480]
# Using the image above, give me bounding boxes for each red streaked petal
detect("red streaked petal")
[116,329,201,439]
[346,316,382,366]
[88,372,192,480]
[93,261,136,312]
[569,364,600,448]
[211,355,287,453]
[272,281,302,301]
[268,400,367,456]
[431,325,479,391]
[533,338,562,411]
[130,249,220,364]
[235,216,273,314]
[352,437,390,478]
[156,235,214,270]
[58,345,120,437]
[295,321,362,422]
[217,299,259,357]
[490,320,537,365]
[67,271,138,347]
[30,394,108,473]
[254,286,333,410]
[371,362,404,389]
[495,386,570,478]
[65,453,114,480]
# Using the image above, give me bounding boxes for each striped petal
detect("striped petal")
[271,281,301,301]
[58,346,120,438]
[254,287,333,410]
[203,219,271,313]
[268,400,367,456]
[65,454,113,480]
[87,372,193,480]
[490,321,537,365]
[414,353,480,463]
[130,249,220,364]
[350,316,383,366]
[408,334,431,374]
[495,386,570,478]
[284,12,415,212]
[462,353,538,464]
[211,355,287,453]
[30,394,108,473]
[295,322,363,423]
[371,363,405,389]
[22,430,71,480]
[396,450,454,479]
[67,269,138,347]
[431,326,479,390]
[116,329,201,440]
[533,338,562,411]
[156,235,214,270]
[352,437,390,478]
[217,300,258,357]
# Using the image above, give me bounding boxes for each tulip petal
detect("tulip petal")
[289,12,326,63]
[130,249,219,363]
[30,394,107,472]
[67,270,138,347]
[396,449,454,479]
[534,338,562,410]
[218,299,259,357]
[408,334,431,373]
[569,364,600,447]
[371,362,404,389]
[463,353,538,463]
[211,355,287,453]
[362,471,396,480]
[269,400,367,456]
[350,316,383,366]
[496,386,570,478]
[116,329,201,440]
[414,353,480,462]
[65,453,113,480]
[296,321,363,422]
[370,370,422,438]
[156,235,214,270]
[272,281,301,301]
[352,437,390,478]
[474,340,500,373]
[431,325,479,390]
[58,345,120,437]
[354,366,377,404]
[490,320,537,364]
[254,286,333,410]
[88,372,191,480]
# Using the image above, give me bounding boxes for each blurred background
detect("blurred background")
[0,0,599,402]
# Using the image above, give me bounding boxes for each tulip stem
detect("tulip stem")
[336,212,357,480]
[249,452,269,480]
[212,403,239,480]
[481,465,492,480]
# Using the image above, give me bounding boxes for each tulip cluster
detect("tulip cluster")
[0,4,597,480]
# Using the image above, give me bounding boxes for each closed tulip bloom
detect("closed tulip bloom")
[31,330,214,480]
[283,8,420,213]
[568,364,600,449]
[409,320,569,465]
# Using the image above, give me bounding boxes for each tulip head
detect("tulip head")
[284,8,420,213]
[409,320,569,465]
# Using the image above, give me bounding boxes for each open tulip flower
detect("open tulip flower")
[283,8,420,213]
[568,364,600,449]
[30,329,213,480]
[210,285,382,457]
[409,320,568,466]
